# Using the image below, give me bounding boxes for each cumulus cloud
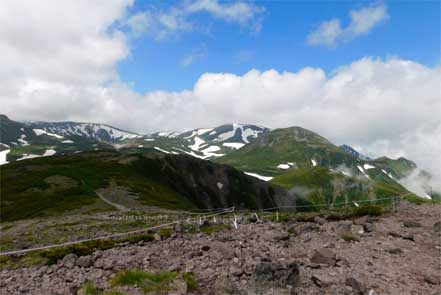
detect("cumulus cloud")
[308,2,389,47]
[126,0,265,40]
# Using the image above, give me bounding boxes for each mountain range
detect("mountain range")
[0,114,437,221]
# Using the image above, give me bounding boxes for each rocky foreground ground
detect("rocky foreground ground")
[1,202,440,295]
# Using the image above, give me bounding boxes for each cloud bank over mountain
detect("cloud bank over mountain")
[1,1,440,188]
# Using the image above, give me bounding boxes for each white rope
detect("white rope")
[0,194,409,256]
[0,207,234,256]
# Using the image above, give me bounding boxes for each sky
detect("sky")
[0,0,440,187]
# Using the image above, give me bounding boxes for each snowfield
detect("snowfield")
[222,142,245,149]
[277,164,291,170]
[154,147,170,154]
[0,149,10,165]
[33,129,64,139]
[244,172,274,182]
[363,164,376,170]
[16,149,56,161]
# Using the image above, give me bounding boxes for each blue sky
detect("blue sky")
[118,1,440,93]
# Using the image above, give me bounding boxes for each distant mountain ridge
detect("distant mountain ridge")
[1,114,435,200]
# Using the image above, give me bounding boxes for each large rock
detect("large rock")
[310,248,337,266]
[314,216,327,225]
[250,261,301,289]
[214,275,238,295]
[60,253,78,268]
[403,220,422,228]
[311,274,336,288]
[345,277,365,293]
[76,255,93,268]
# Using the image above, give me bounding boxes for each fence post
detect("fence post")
[276,211,279,222]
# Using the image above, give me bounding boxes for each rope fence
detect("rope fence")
[0,195,406,256]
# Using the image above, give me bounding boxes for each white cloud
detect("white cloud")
[308,3,389,47]
[126,0,265,40]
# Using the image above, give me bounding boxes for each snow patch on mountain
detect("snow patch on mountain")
[363,164,376,170]
[154,147,170,154]
[33,129,64,139]
[17,134,30,146]
[244,172,274,182]
[16,149,56,161]
[31,123,139,141]
[357,165,370,178]
[61,140,74,144]
[0,149,10,165]
[277,164,291,170]
[189,137,205,151]
[222,142,245,149]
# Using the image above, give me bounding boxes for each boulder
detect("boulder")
[250,261,301,288]
[274,232,290,242]
[311,274,336,288]
[314,216,327,225]
[310,248,337,266]
[403,220,422,228]
[248,214,258,223]
[76,255,92,268]
[363,223,375,233]
[424,273,441,285]
[345,277,365,293]
[153,233,161,241]
[350,225,364,236]
[201,245,211,252]
[214,275,238,294]
[60,253,78,268]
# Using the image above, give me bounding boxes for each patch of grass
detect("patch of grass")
[341,234,356,242]
[80,281,101,295]
[200,224,231,235]
[111,268,178,294]
[111,268,151,286]
[182,272,199,291]
[352,205,383,216]
[158,228,173,239]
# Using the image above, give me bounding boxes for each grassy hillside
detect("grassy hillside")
[271,167,418,208]
[216,127,359,175]
[1,150,284,222]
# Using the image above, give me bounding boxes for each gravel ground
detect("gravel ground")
[1,202,440,295]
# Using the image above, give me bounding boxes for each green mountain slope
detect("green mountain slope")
[271,167,416,208]
[216,127,358,175]
[215,126,426,201]
[1,150,289,222]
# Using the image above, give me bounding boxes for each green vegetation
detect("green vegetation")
[352,204,383,216]
[0,233,156,270]
[80,281,101,295]
[111,269,179,294]
[182,272,199,291]
[216,127,358,176]
[200,223,232,235]
[341,234,357,242]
